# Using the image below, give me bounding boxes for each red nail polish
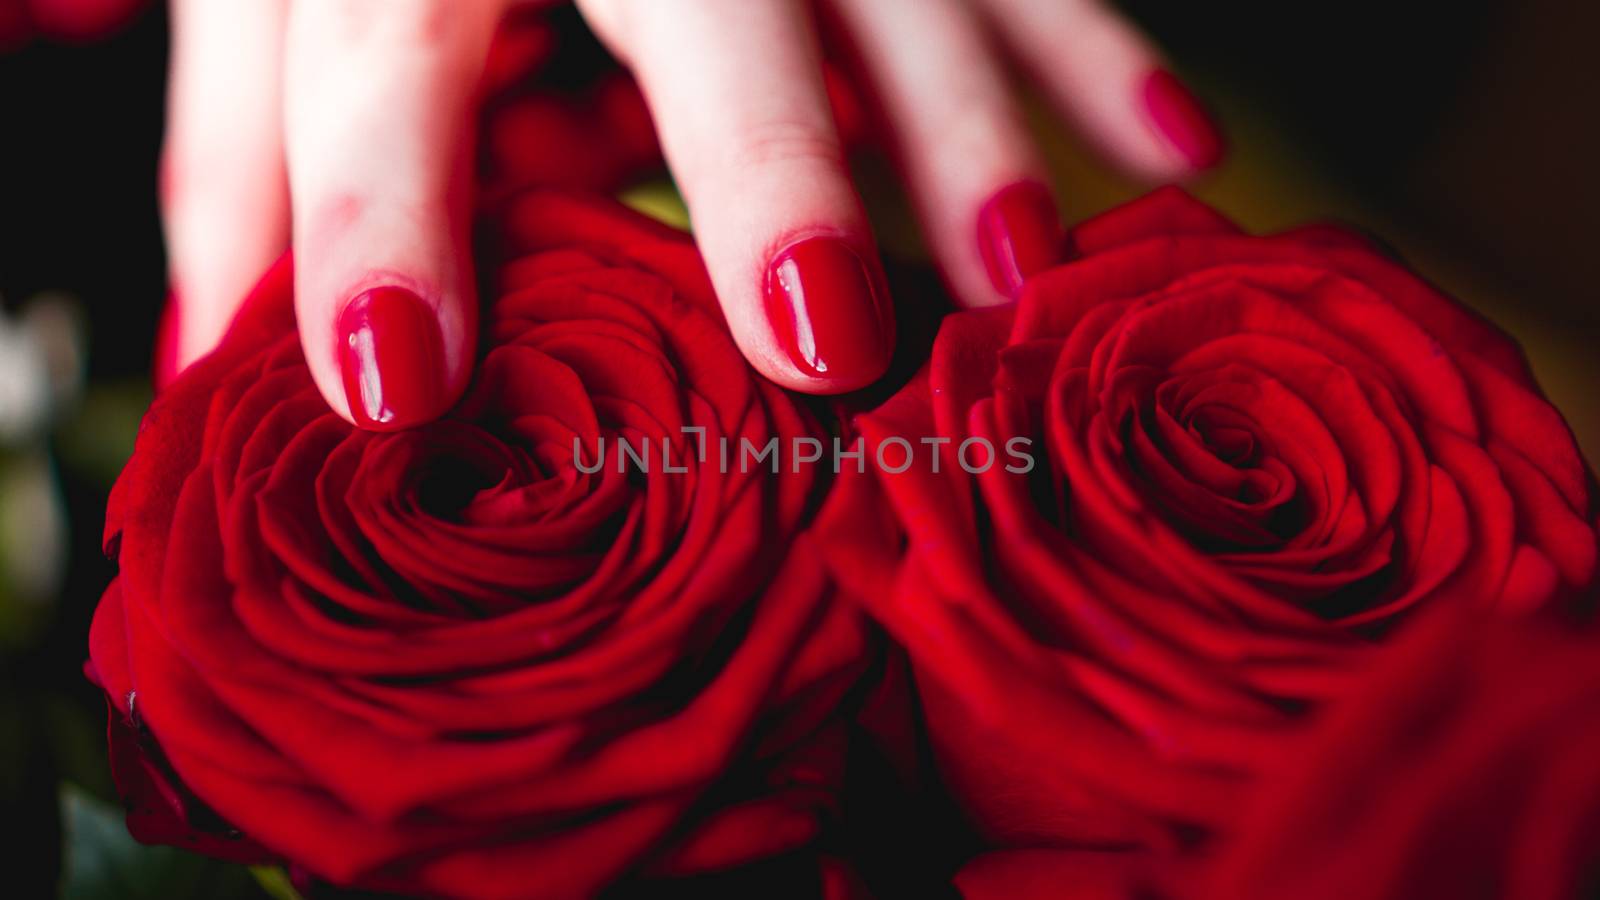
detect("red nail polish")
[337,286,446,431]
[977,181,1063,297]
[1142,69,1225,171]
[764,237,892,385]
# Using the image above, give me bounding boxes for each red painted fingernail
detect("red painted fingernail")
[1142,69,1225,171]
[977,181,1063,296]
[764,237,892,385]
[337,286,446,431]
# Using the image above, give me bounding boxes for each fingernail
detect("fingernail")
[977,181,1063,297]
[1141,69,1225,171]
[764,237,892,384]
[337,286,446,431]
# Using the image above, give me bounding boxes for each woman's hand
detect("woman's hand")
[161,0,1221,429]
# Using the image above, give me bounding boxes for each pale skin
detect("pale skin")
[162,0,1220,428]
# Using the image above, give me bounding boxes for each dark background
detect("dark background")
[1,1,1596,896]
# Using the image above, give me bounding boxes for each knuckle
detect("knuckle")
[722,118,844,174]
[309,0,465,48]
[302,193,369,248]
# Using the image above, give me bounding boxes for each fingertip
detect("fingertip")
[281,0,493,435]
[584,0,895,395]
[982,0,1226,183]
[1139,69,1226,174]
[976,180,1064,301]
[163,0,290,363]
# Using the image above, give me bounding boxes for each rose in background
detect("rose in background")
[476,7,661,201]
[1176,606,1600,900]
[0,0,142,47]
[89,191,872,898]
[815,187,1599,895]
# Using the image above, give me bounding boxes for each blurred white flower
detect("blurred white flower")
[0,294,84,445]
[0,450,68,609]
[0,314,51,444]
[0,293,82,623]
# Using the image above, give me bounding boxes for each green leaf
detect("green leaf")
[249,867,306,900]
[619,178,689,230]
[58,784,266,900]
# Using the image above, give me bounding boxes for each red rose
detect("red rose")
[1183,608,1600,900]
[483,73,661,198]
[815,188,1598,878]
[949,608,1600,900]
[89,192,871,899]
[0,0,143,46]
[479,9,662,199]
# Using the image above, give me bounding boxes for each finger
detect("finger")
[981,0,1224,180]
[832,0,1061,307]
[162,0,289,371]
[579,0,893,394]
[283,0,504,430]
